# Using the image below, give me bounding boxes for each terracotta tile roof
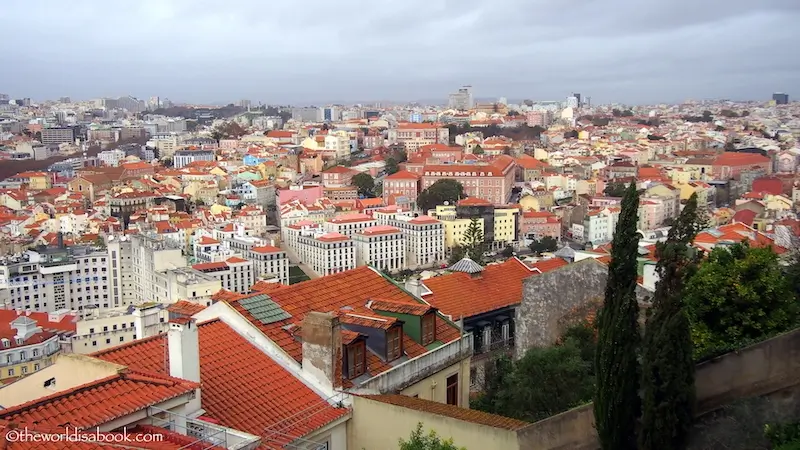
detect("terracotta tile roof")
[359,225,401,236]
[224,266,461,370]
[94,320,348,445]
[251,245,283,254]
[384,170,420,180]
[713,152,771,166]
[457,197,491,206]
[422,258,535,318]
[0,311,77,333]
[408,215,440,225]
[367,298,433,316]
[528,257,570,273]
[0,370,198,429]
[166,301,207,317]
[0,422,220,449]
[339,310,398,330]
[359,394,529,430]
[251,280,289,293]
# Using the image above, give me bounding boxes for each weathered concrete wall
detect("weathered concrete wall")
[694,327,800,414]
[514,328,800,450]
[515,404,597,450]
[516,258,650,357]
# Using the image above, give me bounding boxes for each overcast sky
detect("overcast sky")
[1,0,798,105]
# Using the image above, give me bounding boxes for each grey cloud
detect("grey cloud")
[0,0,797,104]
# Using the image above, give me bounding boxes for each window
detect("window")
[34,364,40,371]
[446,373,459,406]
[387,327,402,361]
[7,369,14,377]
[421,313,436,345]
[347,342,365,378]
[21,366,27,374]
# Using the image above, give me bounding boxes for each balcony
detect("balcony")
[353,333,473,395]
[473,336,515,356]
[147,406,261,449]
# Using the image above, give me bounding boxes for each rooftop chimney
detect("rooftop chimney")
[167,317,201,383]
[301,312,342,391]
[404,277,423,299]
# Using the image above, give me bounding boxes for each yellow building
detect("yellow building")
[494,206,519,243]
[441,217,484,249]
[0,314,65,384]
[16,172,52,190]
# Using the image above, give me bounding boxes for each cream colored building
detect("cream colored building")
[386,215,446,269]
[71,303,168,354]
[0,316,62,383]
[290,225,356,276]
[494,206,520,244]
[353,226,406,272]
[324,213,378,237]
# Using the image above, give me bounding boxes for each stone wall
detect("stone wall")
[513,328,800,450]
[515,258,651,357]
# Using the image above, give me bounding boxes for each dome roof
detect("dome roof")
[448,257,484,274]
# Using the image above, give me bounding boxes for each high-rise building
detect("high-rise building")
[566,96,579,109]
[239,99,252,109]
[58,97,71,103]
[773,92,789,105]
[291,107,318,122]
[573,93,582,107]
[448,86,474,110]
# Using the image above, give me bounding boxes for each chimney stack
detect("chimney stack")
[167,317,201,383]
[301,312,342,391]
[404,277,423,299]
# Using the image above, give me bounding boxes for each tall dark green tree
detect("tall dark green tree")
[639,194,701,450]
[594,182,641,450]
[460,218,486,265]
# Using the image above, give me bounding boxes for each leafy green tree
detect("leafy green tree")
[472,145,484,155]
[594,182,641,450]
[460,218,485,265]
[473,337,594,422]
[684,242,798,357]
[448,245,466,266]
[501,245,515,258]
[399,423,465,450]
[416,179,464,213]
[612,109,622,117]
[385,157,400,175]
[621,110,634,117]
[604,182,627,197]
[639,194,701,450]
[528,236,558,255]
[352,172,375,197]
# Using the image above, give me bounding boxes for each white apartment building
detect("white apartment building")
[129,234,221,306]
[97,149,126,167]
[324,131,351,160]
[70,303,168,354]
[0,243,114,315]
[290,226,355,276]
[323,213,377,237]
[353,226,406,272]
[387,215,446,269]
[192,257,255,294]
[248,245,290,284]
[582,207,620,245]
[146,135,182,158]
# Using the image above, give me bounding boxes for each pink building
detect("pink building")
[383,170,421,206]
[712,152,772,180]
[277,185,323,208]
[520,211,561,240]
[421,155,516,206]
[525,111,547,127]
[322,165,357,187]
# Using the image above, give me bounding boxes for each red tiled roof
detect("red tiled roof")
[457,197,491,206]
[0,311,76,334]
[409,215,440,225]
[167,301,207,317]
[251,245,283,254]
[422,258,535,318]
[359,225,401,236]
[367,298,433,316]
[385,170,420,180]
[529,257,570,273]
[713,152,771,166]
[731,209,757,226]
[224,267,461,373]
[0,370,198,429]
[94,320,348,445]
[515,154,549,170]
[359,394,529,430]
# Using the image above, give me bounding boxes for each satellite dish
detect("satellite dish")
[443,201,449,206]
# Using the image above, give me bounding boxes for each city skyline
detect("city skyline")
[1,0,798,105]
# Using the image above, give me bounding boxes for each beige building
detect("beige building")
[70,303,168,354]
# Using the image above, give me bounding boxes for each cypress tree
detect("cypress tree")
[594,182,641,450]
[639,194,701,450]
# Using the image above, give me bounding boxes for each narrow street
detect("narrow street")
[280,242,320,280]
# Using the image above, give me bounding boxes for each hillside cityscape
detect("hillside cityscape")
[0,85,798,450]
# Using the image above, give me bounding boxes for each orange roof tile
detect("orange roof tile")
[166,301,207,317]
[251,245,283,254]
[367,298,433,316]
[224,267,461,374]
[0,371,198,429]
[529,257,570,273]
[359,394,529,430]
[422,258,535,318]
[94,320,348,445]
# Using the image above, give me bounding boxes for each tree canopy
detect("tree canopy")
[472,323,595,422]
[460,218,485,265]
[684,242,799,358]
[472,145,484,155]
[603,182,627,197]
[352,172,375,197]
[639,194,701,450]
[529,236,558,255]
[385,157,400,175]
[416,179,464,213]
[399,424,465,450]
[595,182,641,450]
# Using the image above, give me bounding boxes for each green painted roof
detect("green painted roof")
[239,294,291,324]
